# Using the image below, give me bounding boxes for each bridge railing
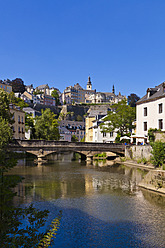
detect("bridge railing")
[9,139,125,151]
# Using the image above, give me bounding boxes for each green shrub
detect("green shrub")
[120,157,126,162]
[94,152,106,157]
[142,157,147,164]
[151,141,165,167]
[137,158,142,164]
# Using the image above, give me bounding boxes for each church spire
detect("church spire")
[112,84,115,94]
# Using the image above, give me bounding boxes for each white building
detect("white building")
[136,82,165,144]
[92,116,117,143]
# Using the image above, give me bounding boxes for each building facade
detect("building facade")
[9,104,25,140]
[136,82,165,144]
[62,77,95,104]
[59,127,72,142]
[85,105,110,142]
[0,80,12,93]
[92,116,117,143]
[59,120,85,141]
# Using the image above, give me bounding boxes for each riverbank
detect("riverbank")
[121,159,165,195]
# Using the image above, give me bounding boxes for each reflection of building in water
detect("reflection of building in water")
[84,174,95,195]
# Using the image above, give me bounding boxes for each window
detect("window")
[159,103,163,113]
[144,122,147,131]
[103,132,106,137]
[159,119,163,129]
[144,107,147,116]
[110,132,113,137]
[18,115,20,123]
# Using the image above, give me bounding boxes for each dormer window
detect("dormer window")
[163,82,165,93]
[147,88,150,98]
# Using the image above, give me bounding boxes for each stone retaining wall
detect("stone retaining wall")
[139,170,165,194]
[125,145,152,160]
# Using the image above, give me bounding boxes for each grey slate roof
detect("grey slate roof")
[37,84,48,90]
[136,82,165,105]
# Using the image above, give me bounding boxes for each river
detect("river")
[9,153,165,248]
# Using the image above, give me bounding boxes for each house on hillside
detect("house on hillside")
[85,105,110,142]
[9,104,25,140]
[92,115,117,143]
[136,82,165,144]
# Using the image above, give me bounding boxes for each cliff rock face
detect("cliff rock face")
[28,103,61,117]
[60,105,90,121]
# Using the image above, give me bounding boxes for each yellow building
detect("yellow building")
[9,104,25,140]
[85,116,95,142]
[0,81,12,93]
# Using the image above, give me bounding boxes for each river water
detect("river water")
[9,153,165,248]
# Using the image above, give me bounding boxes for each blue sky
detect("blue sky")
[0,0,165,97]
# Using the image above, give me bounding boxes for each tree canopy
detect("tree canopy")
[100,99,136,137]
[0,90,14,125]
[51,90,60,105]
[35,108,60,140]
[9,91,29,110]
[127,93,140,107]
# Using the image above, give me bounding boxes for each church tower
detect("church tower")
[87,76,92,90]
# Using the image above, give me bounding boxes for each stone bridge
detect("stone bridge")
[8,139,125,162]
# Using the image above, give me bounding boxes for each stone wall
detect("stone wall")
[139,170,165,194]
[154,131,165,142]
[125,145,152,160]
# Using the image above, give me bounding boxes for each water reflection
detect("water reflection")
[8,154,165,248]
[10,157,155,204]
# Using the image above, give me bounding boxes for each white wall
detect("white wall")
[93,124,117,143]
[136,97,165,142]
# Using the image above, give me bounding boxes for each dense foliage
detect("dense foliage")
[127,93,140,107]
[51,90,60,105]
[35,108,60,140]
[100,99,135,138]
[148,128,158,143]
[9,91,29,109]
[71,134,78,142]
[0,90,61,247]
[151,141,165,167]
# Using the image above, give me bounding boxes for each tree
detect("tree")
[148,128,158,143]
[127,93,140,107]
[151,141,165,167]
[51,90,60,105]
[71,135,78,142]
[35,108,60,140]
[0,90,14,125]
[100,99,136,137]
[25,113,36,139]
[0,92,61,247]
[9,91,29,110]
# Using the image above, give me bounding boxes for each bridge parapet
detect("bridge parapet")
[12,139,125,150]
[9,139,125,163]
